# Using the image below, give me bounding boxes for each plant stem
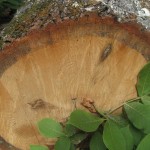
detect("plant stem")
[108,97,141,114]
[92,104,107,119]
[126,96,141,103]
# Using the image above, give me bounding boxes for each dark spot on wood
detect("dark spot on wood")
[15,124,36,138]
[28,99,46,109]
[71,97,77,101]
[100,43,112,62]
[0,44,31,77]
[28,99,57,110]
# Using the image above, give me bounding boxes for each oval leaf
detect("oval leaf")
[121,126,134,150]
[124,102,150,134]
[71,133,88,145]
[90,132,106,150]
[103,120,126,150]
[137,62,150,96]
[137,134,150,150]
[64,124,77,137]
[30,145,49,150]
[108,114,129,127]
[55,136,71,150]
[70,144,75,150]
[141,95,150,105]
[129,125,144,146]
[68,109,104,132]
[38,118,64,138]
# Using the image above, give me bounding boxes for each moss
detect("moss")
[2,0,96,37]
[0,0,91,49]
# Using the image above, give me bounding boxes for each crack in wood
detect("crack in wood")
[100,43,112,62]
[28,99,46,109]
[28,99,57,110]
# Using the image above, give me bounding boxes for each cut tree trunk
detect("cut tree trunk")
[0,14,150,149]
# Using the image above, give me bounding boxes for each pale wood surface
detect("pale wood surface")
[0,16,148,149]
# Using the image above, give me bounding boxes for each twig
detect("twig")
[108,97,141,114]
[92,104,107,119]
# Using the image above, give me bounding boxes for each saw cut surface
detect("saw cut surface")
[0,17,148,149]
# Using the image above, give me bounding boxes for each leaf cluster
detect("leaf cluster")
[31,62,150,150]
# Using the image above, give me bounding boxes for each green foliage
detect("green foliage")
[141,95,150,105]
[68,109,104,132]
[120,126,134,150]
[0,0,23,11]
[37,118,64,138]
[0,0,23,21]
[55,136,71,150]
[107,114,129,127]
[31,62,150,150]
[0,0,22,8]
[136,134,150,150]
[136,62,150,96]
[103,120,126,150]
[64,124,78,137]
[70,133,88,145]
[124,102,150,134]
[90,132,106,150]
[129,125,144,146]
[30,145,49,150]
[70,144,76,150]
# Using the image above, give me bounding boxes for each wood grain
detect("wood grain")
[0,15,149,149]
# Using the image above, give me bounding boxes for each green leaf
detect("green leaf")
[64,124,78,137]
[124,102,150,134]
[90,132,106,150]
[120,126,134,150]
[137,62,150,96]
[103,120,126,150]
[71,133,88,145]
[55,136,71,150]
[68,109,104,132]
[129,125,144,146]
[137,134,150,150]
[141,95,150,105]
[30,145,49,150]
[37,118,64,138]
[70,144,75,150]
[108,114,129,127]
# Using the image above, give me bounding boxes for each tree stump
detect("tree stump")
[0,15,150,149]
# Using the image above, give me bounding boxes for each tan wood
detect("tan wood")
[0,15,149,149]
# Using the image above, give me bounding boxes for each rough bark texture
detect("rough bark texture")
[0,0,150,49]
